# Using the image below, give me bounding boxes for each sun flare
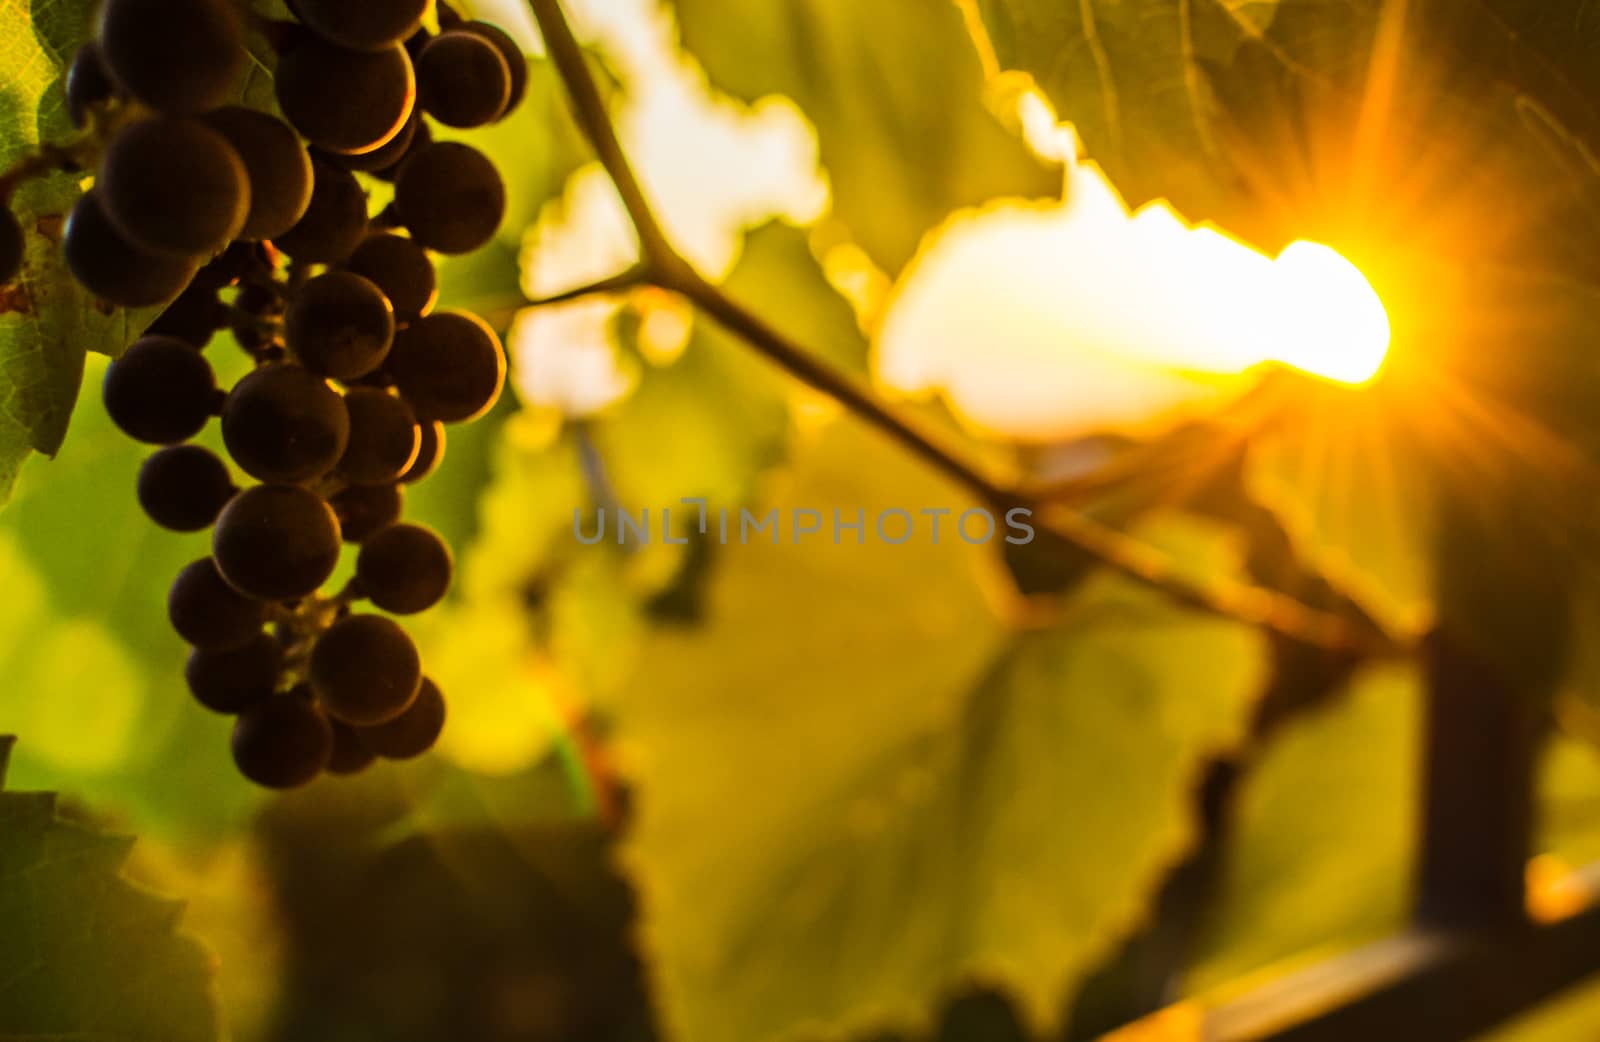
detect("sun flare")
[878,160,1393,440]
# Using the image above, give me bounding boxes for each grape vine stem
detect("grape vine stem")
[526,0,1402,658]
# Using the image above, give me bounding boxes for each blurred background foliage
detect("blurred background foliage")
[7,0,1600,1040]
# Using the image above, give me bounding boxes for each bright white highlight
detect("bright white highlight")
[877,161,1391,440]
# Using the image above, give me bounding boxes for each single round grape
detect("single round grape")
[344,233,436,322]
[222,363,351,483]
[276,36,415,155]
[398,421,445,484]
[355,523,452,614]
[330,482,404,542]
[339,388,419,485]
[202,107,315,241]
[213,484,343,600]
[66,44,115,128]
[358,676,445,759]
[99,116,250,257]
[310,614,422,725]
[188,631,282,714]
[293,0,429,51]
[326,718,377,775]
[271,157,369,263]
[144,283,225,347]
[102,335,217,444]
[169,556,266,650]
[284,271,395,379]
[460,21,527,119]
[231,695,333,788]
[64,191,200,307]
[138,445,235,531]
[314,108,419,174]
[371,117,432,183]
[0,206,22,286]
[415,31,511,129]
[388,311,506,423]
[96,0,244,114]
[393,142,504,254]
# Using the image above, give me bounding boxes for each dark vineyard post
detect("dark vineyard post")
[1415,630,1542,932]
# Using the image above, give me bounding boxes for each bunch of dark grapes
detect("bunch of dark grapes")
[0,0,527,788]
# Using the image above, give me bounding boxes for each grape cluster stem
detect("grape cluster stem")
[525,0,1406,659]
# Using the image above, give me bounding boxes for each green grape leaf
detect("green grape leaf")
[975,0,1265,221]
[1185,662,1420,993]
[0,0,163,505]
[971,0,1382,228]
[615,418,1267,1042]
[670,0,1062,275]
[0,735,223,1041]
[0,352,261,837]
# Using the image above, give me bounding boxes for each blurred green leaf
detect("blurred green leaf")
[1244,382,1434,640]
[671,0,1062,275]
[0,353,261,837]
[615,417,1267,1042]
[1185,662,1419,993]
[0,0,165,504]
[0,735,223,1042]
[976,0,1274,220]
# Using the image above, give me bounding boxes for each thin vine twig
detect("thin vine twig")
[524,0,1402,657]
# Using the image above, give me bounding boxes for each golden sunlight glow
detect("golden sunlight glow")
[878,161,1392,440]
[1271,242,1392,385]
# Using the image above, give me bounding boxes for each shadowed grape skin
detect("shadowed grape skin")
[232,696,333,789]
[415,31,511,129]
[356,523,452,614]
[138,445,235,531]
[330,483,405,542]
[188,631,282,714]
[276,36,416,156]
[459,21,528,119]
[192,240,264,291]
[213,484,343,601]
[293,0,430,51]
[340,388,421,485]
[273,158,370,264]
[96,0,245,115]
[98,116,251,257]
[64,191,200,307]
[311,614,422,726]
[359,677,446,759]
[315,109,420,174]
[222,364,351,483]
[203,107,315,241]
[145,283,226,347]
[399,421,446,484]
[285,271,396,380]
[370,118,432,184]
[169,557,266,651]
[326,718,377,774]
[102,336,218,445]
[0,207,22,286]
[393,142,505,254]
[344,233,437,322]
[66,44,115,128]
[387,311,506,423]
